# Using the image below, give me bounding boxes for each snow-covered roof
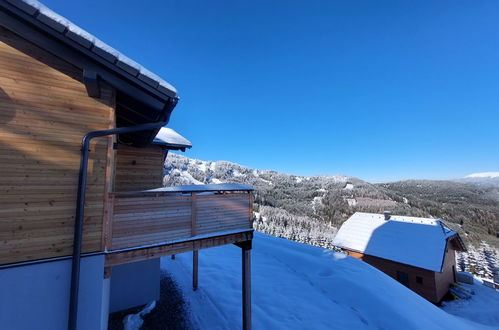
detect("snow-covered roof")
[153,127,192,150]
[333,212,461,272]
[6,0,176,97]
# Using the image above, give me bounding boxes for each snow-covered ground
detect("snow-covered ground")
[442,278,499,327]
[161,233,492,329]
[344,183,354,190]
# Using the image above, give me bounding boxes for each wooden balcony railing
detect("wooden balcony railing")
[104,184,254,251]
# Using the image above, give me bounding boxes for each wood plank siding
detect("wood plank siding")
[434,244,456,302]
[0,27,114,265]
[114,145,165,192]
[345,249,439,302]
[109,192,253,250]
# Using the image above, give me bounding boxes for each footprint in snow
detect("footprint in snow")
[317,269,333,277]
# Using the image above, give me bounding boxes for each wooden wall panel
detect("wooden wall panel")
[0,27,114,265]
[434,245,456,302]
[346,249,438,302]
[114,145,164,192]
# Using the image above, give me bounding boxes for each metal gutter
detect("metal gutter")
[68,121,171,330]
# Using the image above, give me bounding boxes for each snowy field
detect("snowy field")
[161,233,495,330]
[442,278,499,327]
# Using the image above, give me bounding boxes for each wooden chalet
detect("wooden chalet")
[0,1,254,329]
[333,212,466,303]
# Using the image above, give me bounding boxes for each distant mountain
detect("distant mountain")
[164,153,499,278]
[465,172,499,179]
[164,153,498,243]
[457,172,499,188]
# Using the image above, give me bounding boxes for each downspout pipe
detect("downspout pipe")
[68,121,168,330]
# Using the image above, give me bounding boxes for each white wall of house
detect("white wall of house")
[109,258,160,313]
[101,278,111,330]
[0,255,108,330]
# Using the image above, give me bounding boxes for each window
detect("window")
[396,271,409,287]
[416,276,423,284]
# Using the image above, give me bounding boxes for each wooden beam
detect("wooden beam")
[193,250,199,291]
[191,193,197,236]
[83,70,100,98]
[105,230,253,267]
[242,242,252,330]
[104,266,112,279]
[103,194,115,250]
[101,95,116,251]
[191,193,199,290]
[248,191,254,227]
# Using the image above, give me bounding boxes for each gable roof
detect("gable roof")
[2,0,176,98]
[332,212,463,272]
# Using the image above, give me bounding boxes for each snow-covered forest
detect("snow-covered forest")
[253,205,338,249]
[457,242,499,280]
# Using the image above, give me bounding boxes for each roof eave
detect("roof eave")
[0,0,177,101]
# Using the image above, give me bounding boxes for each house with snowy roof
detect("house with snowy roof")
[0,1,254,329]
[333,212,466,303]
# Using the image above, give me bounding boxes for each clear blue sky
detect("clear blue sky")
[43,0,499,182]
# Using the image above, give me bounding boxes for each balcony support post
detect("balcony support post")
[193,250,199,290]
[235,240,252,330]
[191,192,198,290]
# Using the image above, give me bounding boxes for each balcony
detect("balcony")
[103,184,254,265]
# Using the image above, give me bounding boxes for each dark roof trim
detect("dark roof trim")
[157,144,190,152]
[437,234,466,273]
[0,0,177,103]
[82,70,100,98]
[448,233,466,252]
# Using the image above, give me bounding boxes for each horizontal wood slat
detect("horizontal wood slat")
[114,145,165,192]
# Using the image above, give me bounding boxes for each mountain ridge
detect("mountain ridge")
[465,172,499,179]
[164,153,499,243]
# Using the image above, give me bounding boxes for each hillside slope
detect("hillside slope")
[162,233,496,329]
